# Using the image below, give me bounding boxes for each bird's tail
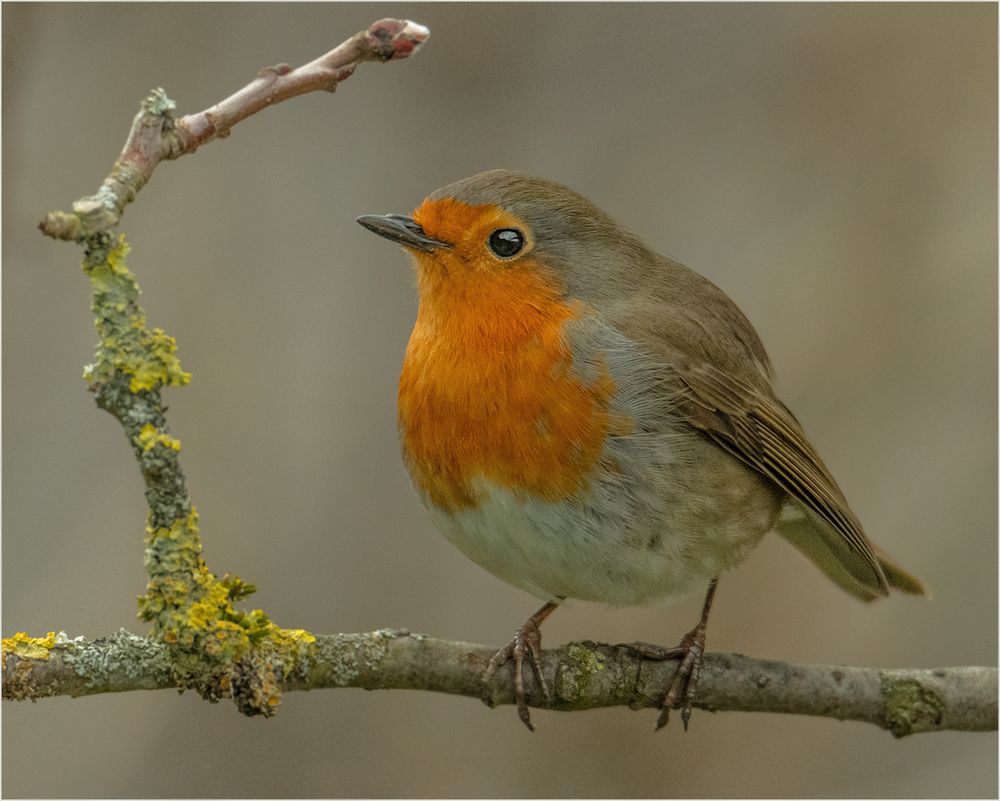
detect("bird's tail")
[775,503,927,602]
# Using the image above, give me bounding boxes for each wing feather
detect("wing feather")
[674,361,889,595]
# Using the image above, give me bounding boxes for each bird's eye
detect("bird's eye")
[487,228,525,259]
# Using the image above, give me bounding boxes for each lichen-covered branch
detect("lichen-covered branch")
[24,20,430,718]
[77,233,318,714]
[3,630,996,738]
[38,18,430,241]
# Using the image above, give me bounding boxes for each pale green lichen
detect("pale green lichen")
[356,629,395,676]
[311,631,395,687]
[143,87,176,116]
[556,641,607,707]
[60,630,172,691]
[881,676,944,737]
[83,236,191,394]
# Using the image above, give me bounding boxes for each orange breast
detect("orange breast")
[398,257,617,513]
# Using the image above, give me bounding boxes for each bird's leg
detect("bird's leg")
[653,577,718,731]
[620,579,719,730]
[482,600,560,731]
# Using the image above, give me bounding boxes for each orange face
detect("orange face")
[397,198,622,512]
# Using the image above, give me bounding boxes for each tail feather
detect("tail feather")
[776,503,927,602]
[872,543,927,596]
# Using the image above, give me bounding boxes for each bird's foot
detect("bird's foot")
[653,622,708,731]
[620,578,719,731]
[482,604,556,731]
[622,627,707,730]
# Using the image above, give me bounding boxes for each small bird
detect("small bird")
[357,170,924,731]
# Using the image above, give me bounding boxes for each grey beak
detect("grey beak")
[356,214,451,252]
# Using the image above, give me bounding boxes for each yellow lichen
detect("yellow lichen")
[83,235,191,395]
[139,506,317,693]
[127,328,189,393]
[135,423,182,452]
[2,631,58,660]
[186,583,233,630]
[272,628,317,647]
[270,627,318,665]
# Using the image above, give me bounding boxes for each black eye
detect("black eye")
[487,228,525,259]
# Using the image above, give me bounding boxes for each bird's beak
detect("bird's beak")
[356,214,451,252]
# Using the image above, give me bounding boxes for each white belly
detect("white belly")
[424,432,780,606]
[428,483,702,604]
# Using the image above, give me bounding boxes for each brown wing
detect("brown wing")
[673,360,890,595]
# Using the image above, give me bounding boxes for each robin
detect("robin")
[357,169,925,731]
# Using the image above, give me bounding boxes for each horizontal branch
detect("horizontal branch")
[4,630,995,737]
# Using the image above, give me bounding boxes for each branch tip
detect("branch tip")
[365,18,430,61]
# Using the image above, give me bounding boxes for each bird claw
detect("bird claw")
[482,615,550,732]
[654,625,707,731]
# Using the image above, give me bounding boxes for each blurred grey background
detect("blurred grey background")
[3,3,996,798]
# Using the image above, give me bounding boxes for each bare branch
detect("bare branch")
[38,18,429,241]
[3,630,996,738]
